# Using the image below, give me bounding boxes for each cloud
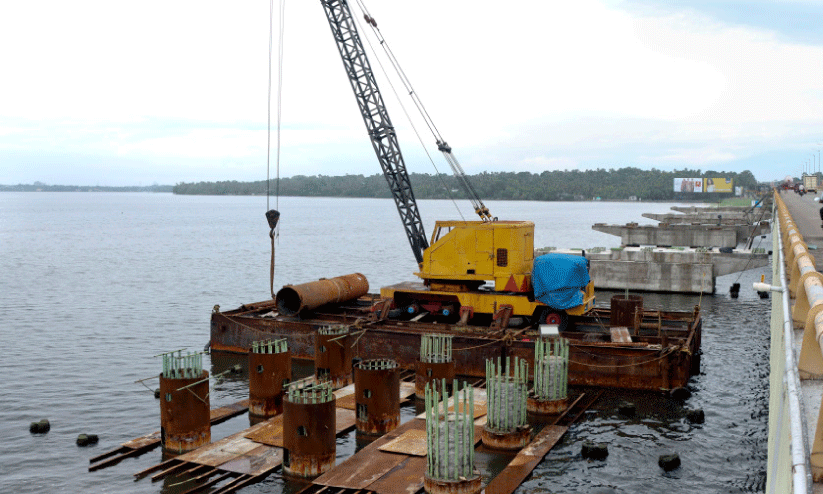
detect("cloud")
[1,0,821,185]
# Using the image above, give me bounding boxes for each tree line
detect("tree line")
[172,168,759,201]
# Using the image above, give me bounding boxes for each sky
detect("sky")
[1,0,822,186]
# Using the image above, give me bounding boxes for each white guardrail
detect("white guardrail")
[764,193,812,493]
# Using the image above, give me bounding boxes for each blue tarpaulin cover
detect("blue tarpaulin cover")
[532,253,590,310]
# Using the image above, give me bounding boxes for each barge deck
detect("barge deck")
[211,294,701,392]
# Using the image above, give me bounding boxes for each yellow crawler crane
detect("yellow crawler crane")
[381,220,595,327]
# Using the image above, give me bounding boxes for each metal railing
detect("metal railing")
[764,193,812,493]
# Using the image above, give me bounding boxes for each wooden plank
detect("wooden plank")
[122,431,161,449]
[365,456,428,494]
[483,425,569,494]
[179,471,235,494]
[176,433,260,467]
[218,445,283,476]
[378,429,427,456]
[88,446,128,463]
[245,408,356,447]
[336,394,357,410]
[211,399,251,424]
[315,448,407,490]
[414,387,487,420]
[243,415,284,446]
[314,419,425,489]
[134,458,178,479]
[316,419,484,491]
[399,382,416,400]
[609,327,633,343]
[336,407,357,433]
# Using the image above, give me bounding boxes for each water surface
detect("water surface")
[0,193,770,493]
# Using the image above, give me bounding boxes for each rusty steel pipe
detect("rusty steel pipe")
[610,294,643,329]
[276,273,369,316]
[354,360,400,435]
[159,370,211,454]
[415,361,456,397]
[249,351,291,418]
[527,396,569,415]
[480,426,532,451]
[283,398,336,478]
[315,329,353,388]
[424,475,482,494]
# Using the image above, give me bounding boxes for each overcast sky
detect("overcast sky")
[1,0,821,186]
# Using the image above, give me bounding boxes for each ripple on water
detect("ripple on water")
[0,195,771,493]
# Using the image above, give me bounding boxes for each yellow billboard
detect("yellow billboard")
[705,177,733,193]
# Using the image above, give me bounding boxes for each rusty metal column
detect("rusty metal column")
[283,381,336,478]
[416,334,455,397]
[354,359,400,435]
[315,325,352,388]
[528,337,570,415]
[482,356,531,450]
[158,351,210,454]
[425,380,480,494]
[249,338,291,418]
[610,294,643,329]
[275,273,369,315]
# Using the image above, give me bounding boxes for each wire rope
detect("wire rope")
[266,0,274,210]
[353,0,491,220]
[276,0,285,211]
[351,9,465,221]
[266,0,286,299]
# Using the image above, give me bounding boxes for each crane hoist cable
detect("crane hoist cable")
[265,0,286,299]
[349,9,465,222]
[353,0,494,222]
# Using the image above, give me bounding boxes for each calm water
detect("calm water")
[0,193,771,493]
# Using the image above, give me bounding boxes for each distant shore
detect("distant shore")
[0,184,173,193]
[3,168,764,202]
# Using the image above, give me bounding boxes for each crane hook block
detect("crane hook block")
[266,209,281,230]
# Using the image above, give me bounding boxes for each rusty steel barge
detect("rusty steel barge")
[210,276,701,392]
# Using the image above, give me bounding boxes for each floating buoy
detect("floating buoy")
[618,401,636,417]
[29,419,50,434]
[77,434,99,446]
[154,388,160,399]
[686,408,705,424]
[581,440,608,460]
[658,453,681,471]
[729,283,741,299]
[670,387,691,400]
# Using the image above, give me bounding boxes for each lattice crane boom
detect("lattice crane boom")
[319,0,428,265]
